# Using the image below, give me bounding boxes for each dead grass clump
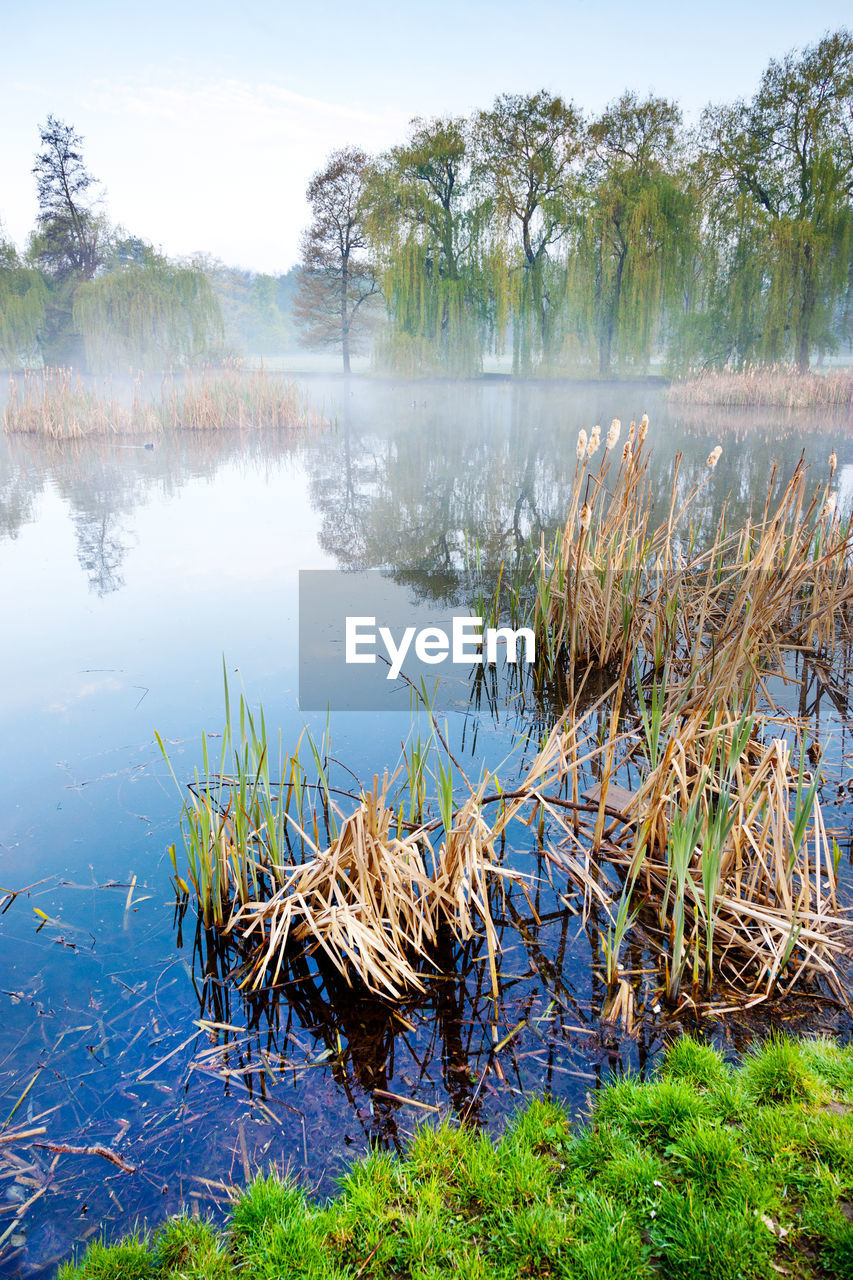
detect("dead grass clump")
[568,707,848,1008]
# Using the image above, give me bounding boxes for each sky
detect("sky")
[2,1,851,273]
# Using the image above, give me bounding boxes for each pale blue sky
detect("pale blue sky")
[3,1,851,270]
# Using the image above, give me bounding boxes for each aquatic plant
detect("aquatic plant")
[668,365,853,409]
[3,364,319,438]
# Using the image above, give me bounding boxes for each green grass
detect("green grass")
[58,1034,853,1280]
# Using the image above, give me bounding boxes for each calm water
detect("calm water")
[0,378,851,1275]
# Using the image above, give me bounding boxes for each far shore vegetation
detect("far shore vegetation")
[57,1034,853,1280]
[669,366,853,408]
[1,29,852,382]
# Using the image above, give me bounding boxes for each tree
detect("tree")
[581,92,695,375]
[365,118,485,376]
[294,147,379,374]
[702,29,853,370]
[473,91,584,371]
[31,115,105,282]
[72,247,224,372]
[0,236,46,369]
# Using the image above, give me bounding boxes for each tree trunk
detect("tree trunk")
[599,243,626,378]
[341,256,351,376]
[795,244,815,374]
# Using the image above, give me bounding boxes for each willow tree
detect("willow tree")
[364,117,485,377]
[294,147,380,374]
[578,92,695,376]
[701,29,853,371]
[472,92,584,373]
[0,239,46,368]
[73,253,224,372]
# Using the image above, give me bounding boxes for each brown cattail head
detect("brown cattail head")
[707,446,722,469]
[622,440,632,464]
[638,413,649,446]
[587,424,601,459]
[823,491,837,521]
[576,428,588,460]
[829,451,838,478]
[579,501,592,532]
[606,418,621,451]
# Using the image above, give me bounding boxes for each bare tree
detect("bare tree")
[294,147,379,374]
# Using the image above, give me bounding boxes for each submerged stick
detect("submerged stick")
[33,1141,136,1173]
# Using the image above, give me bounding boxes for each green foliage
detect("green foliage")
[579,92,697,376]
[365,117,488,377]
[0,239,46,368]
[55,1034,853,1279]
[742,1034,823,1105]
[700,29,853,370]
[73,255,224,371]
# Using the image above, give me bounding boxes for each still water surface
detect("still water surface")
[0,379,851,1275]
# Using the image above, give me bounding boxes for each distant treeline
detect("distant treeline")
[1,27,852,377]
[296,28,853,377]
[0,116,301,373]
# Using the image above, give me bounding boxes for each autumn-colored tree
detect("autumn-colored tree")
[294,147,379,374]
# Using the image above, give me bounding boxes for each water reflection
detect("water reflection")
[0,378,851,1276]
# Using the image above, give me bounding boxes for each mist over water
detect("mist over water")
[0,377,851,1275]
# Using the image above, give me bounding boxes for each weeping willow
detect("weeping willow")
[696,170,853,370]
[0,246,46,369]
[571,169,698,376]
[73,260,224,372]
[366,119,491,378]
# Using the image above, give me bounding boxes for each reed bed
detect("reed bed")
[160,364,318,432]
[534,418,852,720]
[668,364,853,409]
[2,368,159,438]
[527,418,853,1010]
[161,429,853,1018]
[3,364,319,438]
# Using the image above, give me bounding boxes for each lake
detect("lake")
[0,377,851,1275]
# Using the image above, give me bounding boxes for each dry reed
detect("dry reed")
[3,364,319,438]
[668,365,853,409]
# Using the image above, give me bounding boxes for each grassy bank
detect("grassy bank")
[668,367,853,409]
[59,1034,853,1280]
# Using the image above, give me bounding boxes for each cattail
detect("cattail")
[576,428,588,460]
[829,451,837,477]
[579,502,592,532]
[627,420,636,447]
[622,440,632,464]
[823,492,837,520]
[605,418,621,451]
[639,412,649,447]
[706,446,722,469]
[587,424,601,458]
